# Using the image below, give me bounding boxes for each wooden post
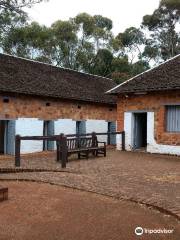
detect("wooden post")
[92,132,97,147]
[61,135,67,168]
[122,131,125,151]
[56,140,60,162]
[92,132,97,156]
[56,134,64,162]
[107,131,110,145]
[15,135,21,167]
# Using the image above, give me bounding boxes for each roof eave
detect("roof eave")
[0,89,117,105]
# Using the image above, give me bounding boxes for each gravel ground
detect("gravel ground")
[0,150,179,219]
[0,181,179,240]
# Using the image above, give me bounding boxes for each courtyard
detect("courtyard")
[0,149,180,222]
[0,181,179,240]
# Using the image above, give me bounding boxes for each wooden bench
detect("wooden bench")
[67,136,106,159]
[56,133,106,167]
[14,131,125,168]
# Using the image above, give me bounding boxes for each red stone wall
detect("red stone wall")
[0,187,8,201]
[117,90,180,146]
[0,94,116,121]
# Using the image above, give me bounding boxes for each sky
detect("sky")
[27,0,160,35]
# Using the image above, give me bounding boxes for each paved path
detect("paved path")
[0,181,179,240]
[0,150,180,220]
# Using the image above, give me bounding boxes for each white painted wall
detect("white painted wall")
[86,120,108,142]
[124,112,134,151]
[116,134,122,150]
[16,118,43,154]
[121,111,180,155]
[15,118,111,154]
[147,112,180,155]
[54,119,76,149]
[54,119,76,135]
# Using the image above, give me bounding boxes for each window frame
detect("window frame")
[166,105,180,133]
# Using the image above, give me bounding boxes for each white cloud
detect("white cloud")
[27,0,160,34]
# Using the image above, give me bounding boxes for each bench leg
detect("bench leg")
[61,151,67,169]
[66,153,69,162]
[56,150,59,162]
[59,151,63,161]
[56,143,60,162]
[86,150,89,159]
[78,153,81,159]
[96,150,98,156]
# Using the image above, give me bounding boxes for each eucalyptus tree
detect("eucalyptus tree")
[90,48,113,76]
[142,0,180,60]
[2,21,51,60]
[115,27,145,62]
[0,0,48,53]
[93,15,113,50]
[49,20,78,68]
[0,0,47,14]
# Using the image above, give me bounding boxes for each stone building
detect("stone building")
[0,53,117,154]
[108,54,180,155]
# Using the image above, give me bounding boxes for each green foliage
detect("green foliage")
[0,0,179,85]
[142,0,180,60]
[142,45,159,62]
[117,27,144,47]
[111,56,130,73]
[115,27,145,62]
[94,15,112,30]
[2,21,51,59]
[111,56,131,83]
[142,14,160,31]
[161,0,180,12]
[0,0,47,55]
[50,20,78,68]
[91,49,113,76]
[110,57,150,83]
[131,60,150,76]
[0,9,27,51]
[74,13,94,37]
[0,0,48,14]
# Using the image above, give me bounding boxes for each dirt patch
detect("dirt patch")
[149,175,180,184]
[0,181,179,240]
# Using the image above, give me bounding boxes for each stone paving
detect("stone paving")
[0,150,180,220]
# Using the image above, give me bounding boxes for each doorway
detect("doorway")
[107,122,116,145]
[133,113,147,150]
[0,120,15,155]
[0,121,5,154]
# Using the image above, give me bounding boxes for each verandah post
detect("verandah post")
[122,131,125,151]
[15,134,21,167]
[107,131,110,145]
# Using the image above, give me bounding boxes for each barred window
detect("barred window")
[166,105,180,132]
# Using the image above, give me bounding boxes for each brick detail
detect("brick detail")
[0,94,116,121]
[117,90,180,146]
[0,187,8,201]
